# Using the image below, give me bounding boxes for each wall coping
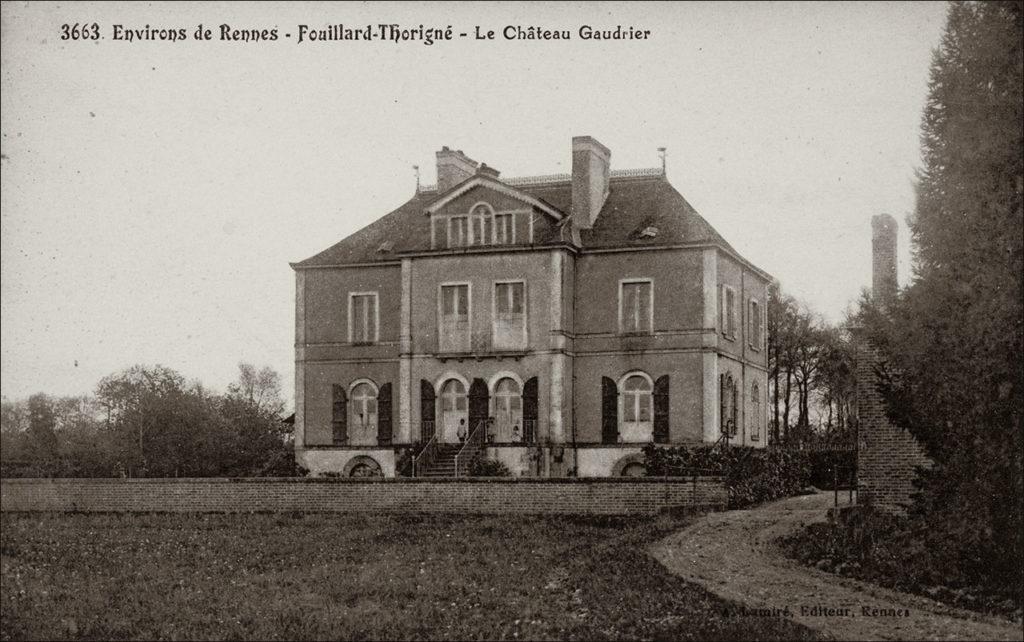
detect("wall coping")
[1,475,723,485]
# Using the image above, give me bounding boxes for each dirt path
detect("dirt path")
[650,492,1023,641]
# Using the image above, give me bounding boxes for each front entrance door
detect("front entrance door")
[493,378,523,442]
[440,379,468,443]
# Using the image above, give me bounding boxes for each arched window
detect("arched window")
[470,204,492,245]
[439,378,468,444]
[619,372,654,442]
[751,382,761,441]
[492,377,523,443]
[349,381,378,446]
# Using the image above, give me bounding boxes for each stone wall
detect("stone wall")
[0,476,726,515]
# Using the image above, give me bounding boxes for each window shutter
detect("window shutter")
[719,285,726,335]
[331,384,348,445]
[602,377,618,444]
[469,378,489,432]
[420,380,436,442]
[748,300,753,345]
[653,375,670,443]
[730,290,738,339]
[377,383,392,446]
[732,382,739,432]
[719,375,726,434]
[523,377,538,443]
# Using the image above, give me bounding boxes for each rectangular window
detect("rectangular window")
[349,293,378,344]
[749,299,762,350]
[439,284,470,352]
[620,280,653,334]
[721,286,737,339]
[448,216,468,247]
[494,213,514,244]
[494,281,526,350]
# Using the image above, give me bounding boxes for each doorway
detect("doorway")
[440,378,468,443]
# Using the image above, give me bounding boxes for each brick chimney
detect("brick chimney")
[571,136,611,229]
[871,213,898,309]
[476,163,500,179]
[436,147,478,192]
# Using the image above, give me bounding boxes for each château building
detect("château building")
[291,136,771,477]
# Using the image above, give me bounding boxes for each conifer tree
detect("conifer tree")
[869,0,1022,592]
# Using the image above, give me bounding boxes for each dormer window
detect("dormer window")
[448,215,469,247]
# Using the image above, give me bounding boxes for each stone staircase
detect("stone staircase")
[418,444,464,477]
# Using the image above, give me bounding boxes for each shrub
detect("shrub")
[643,444,809,508]
[469,458,512,477]
[779,506,1023,620]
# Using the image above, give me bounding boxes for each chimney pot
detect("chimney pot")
[477,163,500,179]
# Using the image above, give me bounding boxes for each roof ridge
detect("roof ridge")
[417,167,664,193]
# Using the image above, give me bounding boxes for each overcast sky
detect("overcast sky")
[1,1,948,402]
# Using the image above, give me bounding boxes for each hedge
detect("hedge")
[643,444,809,508]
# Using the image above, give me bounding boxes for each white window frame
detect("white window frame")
[749,297,763,351]
[721,285,738,340]
[347,291,380,344]
[491,279,528,350]
[617,370,655,443]
[618,278,654,335]
[437,281,472,352]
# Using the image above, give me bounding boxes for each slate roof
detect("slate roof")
[293,173,743,268]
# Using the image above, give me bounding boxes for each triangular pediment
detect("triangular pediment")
[424,176,565,220]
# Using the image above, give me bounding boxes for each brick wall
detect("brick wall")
[0,476,726,515]
[856,340,931,511]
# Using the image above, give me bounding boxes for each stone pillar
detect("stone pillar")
[293,270,306,450]
[549,250,565,445]
[702,248,719,443]
[398,259,413,443]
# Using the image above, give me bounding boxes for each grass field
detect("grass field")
[1,510,820,640]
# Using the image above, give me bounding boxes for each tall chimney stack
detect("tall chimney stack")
[571,136,611,229]
[436,147,478,192]
[871,213,898,309]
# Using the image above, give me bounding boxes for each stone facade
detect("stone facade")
[292,136,772,477]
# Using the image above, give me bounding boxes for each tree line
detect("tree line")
[1,363,296,478]
[766,283,858,447]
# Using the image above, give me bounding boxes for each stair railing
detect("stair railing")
[413,432,438,477]
[522,419,538,444]
[454,420,486,477]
